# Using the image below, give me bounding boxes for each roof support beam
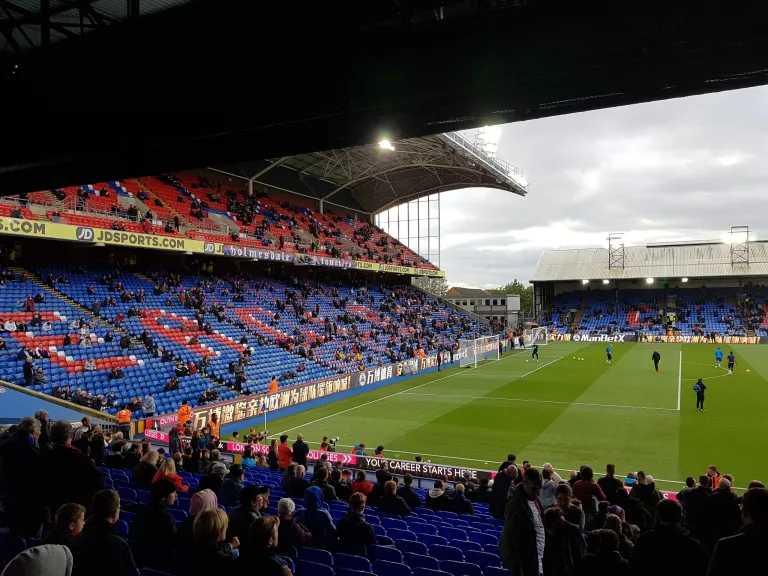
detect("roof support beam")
[249,156,290,180]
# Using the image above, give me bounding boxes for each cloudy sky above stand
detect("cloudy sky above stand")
[435,85,768,289]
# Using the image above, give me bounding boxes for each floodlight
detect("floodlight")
[582,280,589,285]
[682,278,689,283]
[646,278,654,284]
[379,140,395,151]
[602,279,610,284]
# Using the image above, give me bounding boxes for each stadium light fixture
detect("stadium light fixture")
[646,278,654,284]
[682,277,689,283]
[582,279,589,285]
[379,140,395,151]
[602,279,610,284]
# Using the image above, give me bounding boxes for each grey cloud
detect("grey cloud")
[437,85,768,287]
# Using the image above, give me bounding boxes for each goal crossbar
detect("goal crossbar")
[459,335,500,368]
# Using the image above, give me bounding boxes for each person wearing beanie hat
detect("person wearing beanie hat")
[219,465,245,507]
[1,544,73,576]
[132,479,178,571]
[178,489,219,556]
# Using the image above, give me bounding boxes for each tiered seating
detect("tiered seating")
[95,462,504,576]
[542,289,768,336]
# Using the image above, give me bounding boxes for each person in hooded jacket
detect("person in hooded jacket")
[294,486,338,551]
[630,498,709,575]
[425,480,451,511]
[1,544,73,576]
[336,492,377,553]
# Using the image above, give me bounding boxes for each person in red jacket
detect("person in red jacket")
[572,465,606,511]
[350,470,373,495]
[152,458,189,492]
[277,434,293,470]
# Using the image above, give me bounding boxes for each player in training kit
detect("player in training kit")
[652,350,661,372]
[715,348,723,368]
[605,344,612,365]
[531,343,539,362]
[727,351,736,375]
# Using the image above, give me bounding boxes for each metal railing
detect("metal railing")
[440,131,529,192]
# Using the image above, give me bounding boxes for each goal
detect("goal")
[524,326,549,347]
[459,335,500,368]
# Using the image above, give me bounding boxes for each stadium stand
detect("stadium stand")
[0,264,483,419]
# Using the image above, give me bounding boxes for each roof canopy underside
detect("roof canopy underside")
[530,242,768,282]
[212,132,527,215]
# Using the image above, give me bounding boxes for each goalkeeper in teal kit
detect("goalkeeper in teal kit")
[531,343,539,362]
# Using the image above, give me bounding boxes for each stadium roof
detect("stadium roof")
[530,240,768,283]
[447,287,492,298]
[210,131,528,215]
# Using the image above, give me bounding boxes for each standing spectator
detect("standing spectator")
[614,487,652,532]
[23,356,34,386]
[294,486,338,551]
[471,477,493,504]
[227,484,263,541]
[572,465,606,515]
[277,434,293,470]
[187,508,239,572]
[34,409,52,452]
[132,479,178,571]
[276,498,313,551]
[337,492,377,553]
[681,475,713,543]
[629,470,663,520]
[491,463,518,520]
[631,498,709,575]
[597,464,623,504]
[281,462,298,492]
[603,515,633,560]
[143,393,155,417]
[397,474,422,509]
[542,507,587,576]
[379,480,412,516]
[89,426,106,466]
[40,420,105,517]
[72,417,92,443]
[267,438,279,471]
[577,529,631,575]
[706,477,742,551]
[287,465,311,499]
[219,465,246,507]
[554,484,586,532]
[69,490,138,576]
[540,468,557,508]
[708,487,768,574]
[500,468,545,576]
[292,433,309,467]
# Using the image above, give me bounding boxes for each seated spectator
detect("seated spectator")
[426,480,450,511]
[397,473,421,509]
[187,508,239,572]
[132,479,178,571]
[132,450,161,488]
[227,484,263,541]
[449,483,474,515]
[311,465,337,502]
[239,516,292,576]
[376,461,393,485]
[379,480,412,517]
[43,503,86,546]
[295,486,338,551]
[69,490,138,576]
[218,465,246,507]
[578,529,631,575]
[178,488,219,553]
[330,468,352,502]
[630,498,709,574]
[287,464,311,499]
[276,497,312,552]
[350,470,373,495]
[337,492,377,553]
[0,543,72,575]
[241,446,257,468]
[281,462,297,491]
[152,458,189,492]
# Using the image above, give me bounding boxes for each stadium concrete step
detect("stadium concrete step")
[208,212,240,234]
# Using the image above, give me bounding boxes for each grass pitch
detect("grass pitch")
[241,342,768,490]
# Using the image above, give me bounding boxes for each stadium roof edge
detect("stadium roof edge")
[530,240,768,283]
[210,131,528,216]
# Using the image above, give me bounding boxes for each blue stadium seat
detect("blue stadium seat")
[463,551,501,569]
[481,568,509,576]
[389,529,417,542]
[395,540,428,556]
[467,531,497,546]
[404,553,439,571]
[410,523,438,536]
[429,545,463,562]
[376,536,395,547]
[0,534,26,565]
[299,547,333,566]
[297,560,335,576]
[373,560,413,576]
[335,554,372,573]
[382,518,409,532]
[369,545,403,564]
[438,561,483,576]
[449,541,482,554]
[438,527,467,541]
[412,568,452,576]
[115,519,130,537]
[417,534,448,548]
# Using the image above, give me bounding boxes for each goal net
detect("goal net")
[524,327,549,346]
[459,335,500,368]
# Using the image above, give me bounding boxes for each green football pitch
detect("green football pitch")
[239,342,768,491]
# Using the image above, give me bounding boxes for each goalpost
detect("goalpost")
[524,326,549,347]
[459,334,500,368]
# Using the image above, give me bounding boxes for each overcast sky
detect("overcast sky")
[437,85,768,289]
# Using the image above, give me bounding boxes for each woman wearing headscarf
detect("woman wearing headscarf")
[178,489,219,554]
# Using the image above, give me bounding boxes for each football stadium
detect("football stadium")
[2,1,768,575]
